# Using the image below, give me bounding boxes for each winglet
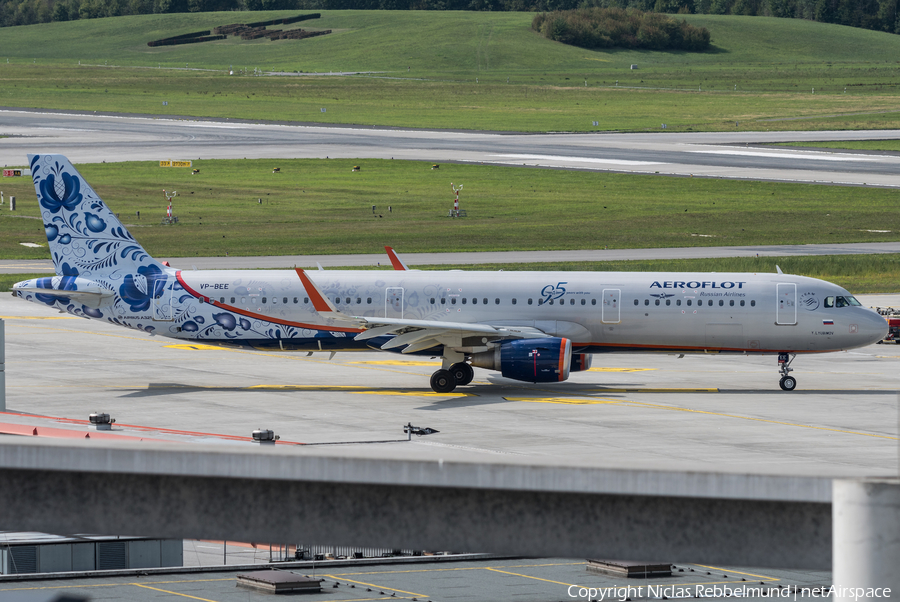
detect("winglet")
[295,268,338,313]
[385,246,409,271]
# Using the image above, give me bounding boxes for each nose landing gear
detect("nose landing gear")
[778,352,797,391]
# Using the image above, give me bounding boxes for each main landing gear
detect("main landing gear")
[430,354,474,393]
[778,352,797,391]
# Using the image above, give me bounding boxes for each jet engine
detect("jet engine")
[570,353,592,372]
[470,338,572,383]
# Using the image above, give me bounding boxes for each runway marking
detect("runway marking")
[323,574,426,598]
[504,396,619,405]
[492,153,663,166]
[690,148,872,161]
[486,567,586,588]
[587,367,655,372]
[693,564,779,580]
[353,390,474,397]
[133,583,220,602]
[165,343,232,351]
[593,387,719,393]
[0,315,77,320]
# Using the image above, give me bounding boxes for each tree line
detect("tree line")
[2,0,897,37]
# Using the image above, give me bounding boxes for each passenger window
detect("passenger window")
[304,297,309,304]
[261,297,267,304]
[293,297,298,304]
[676,299,681,306]
[512,299,517,305]
[484,298,488,305]
[528,299,533,305]
[644,299,650,306]
[495,298,500,305]
[654,299,660,306]
[687,300,692,306]
[231,297,236,304]
[634,299,639,306]
[570,299,575,305]
[430,298,435,304]
[356,298,361,304]
[441,298,446,305]
[740,300,745,306]
[729,300,734,306]
[592,299,597,305]
[666,299,671,306]
[345,297,350,304]
[719,300,723,306]
[220,297,225,303]
[471,298,476,305]
[581,299,586,305]
[367,298,372,304]
[452,298,457,305]
[283,297,288,304]
[751,300,756,307]
[462,298,467,305]
[242,297,246,304]
[251,298,257,305]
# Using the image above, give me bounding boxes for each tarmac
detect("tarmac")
[0,292,897,600]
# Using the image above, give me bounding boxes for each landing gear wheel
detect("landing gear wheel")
[430,369,457,393]
[448,362,474,386]
[779,376,797,391]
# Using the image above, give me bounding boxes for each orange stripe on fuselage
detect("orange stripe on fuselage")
[175,271,362,334]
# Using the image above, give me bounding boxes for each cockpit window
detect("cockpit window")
[830,295,862,308]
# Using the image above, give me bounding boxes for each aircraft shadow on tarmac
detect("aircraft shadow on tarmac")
[114,381,894,402]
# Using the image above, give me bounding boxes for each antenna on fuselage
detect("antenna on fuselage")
[776,265,784,275]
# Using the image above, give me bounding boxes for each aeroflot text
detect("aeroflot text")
[566,585,892,600]
[650,281,746,289]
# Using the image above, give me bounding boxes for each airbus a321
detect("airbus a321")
[13,155,888,392]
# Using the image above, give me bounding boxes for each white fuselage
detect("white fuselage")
[146,269,885,354]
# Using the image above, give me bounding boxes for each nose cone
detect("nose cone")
[860,309,889,346]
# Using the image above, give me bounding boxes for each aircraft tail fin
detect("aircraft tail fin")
[29,154,164,278]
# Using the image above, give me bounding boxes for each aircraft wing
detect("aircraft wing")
[353,317,552,354]
[295,267,551,353]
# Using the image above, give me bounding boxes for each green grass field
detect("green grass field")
[4,158,900,261]
[3,13,900,131]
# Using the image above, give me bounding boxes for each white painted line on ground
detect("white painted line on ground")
[491,153,663,166]
[688,149,874,161]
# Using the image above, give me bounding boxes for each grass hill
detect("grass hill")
[2,12,900,130]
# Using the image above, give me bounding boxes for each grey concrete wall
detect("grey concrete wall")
[0,467,832,569]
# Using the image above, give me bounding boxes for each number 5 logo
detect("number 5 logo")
[541,282,567,302]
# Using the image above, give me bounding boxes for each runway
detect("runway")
[2,108,900,187]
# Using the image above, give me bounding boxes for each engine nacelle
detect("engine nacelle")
[471,338,572,383]
[570,353,592,373]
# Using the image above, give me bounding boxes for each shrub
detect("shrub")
[531,6,710,51]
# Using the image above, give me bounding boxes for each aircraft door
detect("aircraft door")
[386,287,404,319]
[776,283,797,325]
[601,288,620,324]
[153,278,174,321]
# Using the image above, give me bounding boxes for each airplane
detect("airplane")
[13,154,888,393]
